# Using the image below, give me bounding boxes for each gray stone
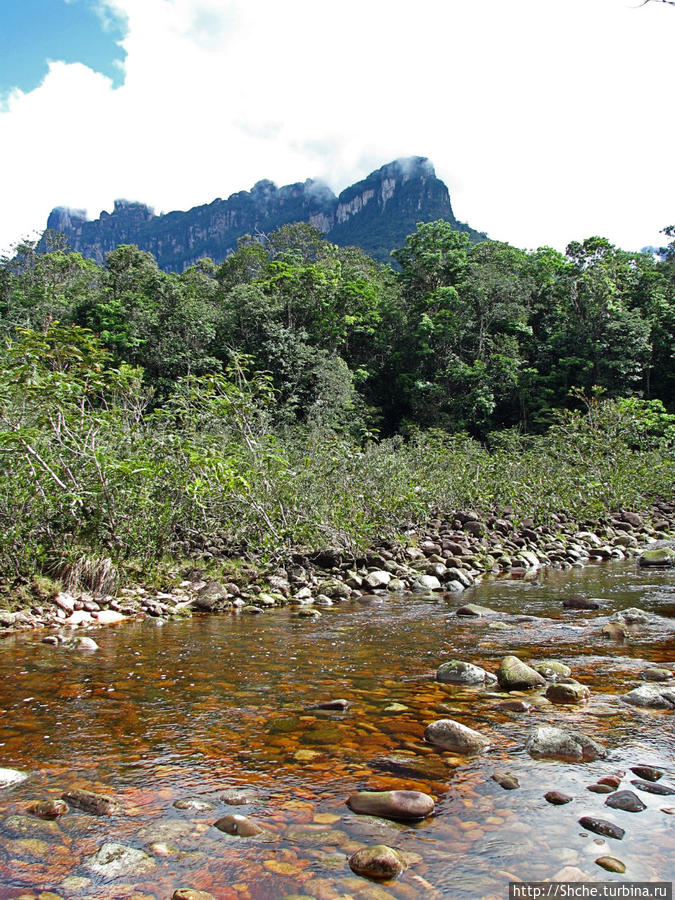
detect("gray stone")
[0,768,28,789]
[436,660,496,686]
[83,842,156,878]
[364,571,391,589]
[455,603,496,617]
[411,575,441,592]
[639,547,675,567]
[526,727,606,762]
[621,684,675,709]
[533,661,572,680]
[497,655,546,691]
[424,718,490,754]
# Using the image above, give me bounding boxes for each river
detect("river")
[0,560,673,899]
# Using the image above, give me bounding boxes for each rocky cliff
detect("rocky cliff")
[44,157,484,270]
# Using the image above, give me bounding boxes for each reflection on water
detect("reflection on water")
[0,561,673,898]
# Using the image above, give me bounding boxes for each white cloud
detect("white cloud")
[1,0,674,257]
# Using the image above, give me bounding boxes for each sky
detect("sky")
[0,0,673,257]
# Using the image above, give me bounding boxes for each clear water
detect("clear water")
[0,561,673,899]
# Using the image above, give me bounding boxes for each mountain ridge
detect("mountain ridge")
[45,157,486,270]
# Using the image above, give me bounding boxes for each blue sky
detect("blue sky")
[0,0,673,256]
[0,0,127,95]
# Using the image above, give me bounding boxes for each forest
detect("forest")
[0,222,673,586]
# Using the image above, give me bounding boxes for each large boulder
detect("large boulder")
[497,655,546,691]
[526,727,606,762]
[346,790,434,821]
[424,719,490,754]
[436,660,496,686]
[621,684,675,709]
[639,546,675,568]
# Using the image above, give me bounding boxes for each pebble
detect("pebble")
[348,844,406,880]
[587,784,614,794]
[595,856,626,874]
[545,791,573,805]
[578,817,625,840]
[424,719,490,754]
[346,790,435,821]
[631,779,675,796]
[630,765,663,782]
[492,773,520,790]
[213,814,262,836]
[605,790,646,813]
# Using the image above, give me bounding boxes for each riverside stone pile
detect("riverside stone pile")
[0,503,673,635]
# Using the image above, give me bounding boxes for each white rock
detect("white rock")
[0,768,28,789]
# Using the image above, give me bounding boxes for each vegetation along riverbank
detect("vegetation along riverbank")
[0,221,674,627]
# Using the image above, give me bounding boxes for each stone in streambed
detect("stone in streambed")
[631,779,675,795]
[213,814,263,836]
[346,790,434,821]
[372,753,447,782]
[621,684,675,709]
[587,784,614,794]
[424,719,490,754]
[308,699,350,711]
[605,790,646,812]
[639,547,675,567]
[630,765,663,782]
[348,844,406,880]
[0,768,28,789]
[578,817,625,840]
[532,661,572,681]
[642,667,673,682]
[545,791,573,805]
[28,799,68,819]
[495,699,531,712]
[562,596,600,610]
[545,680,590,705]
[492,773,519,790]
[497,655,546,691]
[436,660,496,686]
[602,623,629,641]
[595,857,626,874]
[84,842,156,878]
[173,798,216,811]
[411,575,441,592]
[61,788,121,816]
[2,814,62,839]
[526,727,606,762]
[455,604,496,617]
[172,891,217,900]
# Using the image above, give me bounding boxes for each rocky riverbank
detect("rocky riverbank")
[1,502,673,637]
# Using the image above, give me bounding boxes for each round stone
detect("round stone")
[346,790,434,821]
[348,844,406,880]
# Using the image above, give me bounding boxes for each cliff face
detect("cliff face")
[44,157,484,270]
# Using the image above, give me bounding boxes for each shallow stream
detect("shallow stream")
[0,561,674,899]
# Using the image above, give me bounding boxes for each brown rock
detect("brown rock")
[348,844,406,880]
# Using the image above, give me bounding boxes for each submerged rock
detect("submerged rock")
[83,842,156,878]
[62,788,121,816]
[492,773,519,790]
[532,661,572,681]
[172,798,216,811]
[526,727,606,762]
[172,891,217,900]
[28,799,68,819]
[349,844,406,880]
[424,719,490,754]
[497,655,546,691]
[346,790,435,821]
[436,660,496,686]
[308,698,350,711]
[562,596,600,610]
[545,791,573,805]
[213,814,262,836]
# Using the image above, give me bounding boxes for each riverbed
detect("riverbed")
[0,560,673,899]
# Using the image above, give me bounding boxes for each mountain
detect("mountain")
[44,157,485,270]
